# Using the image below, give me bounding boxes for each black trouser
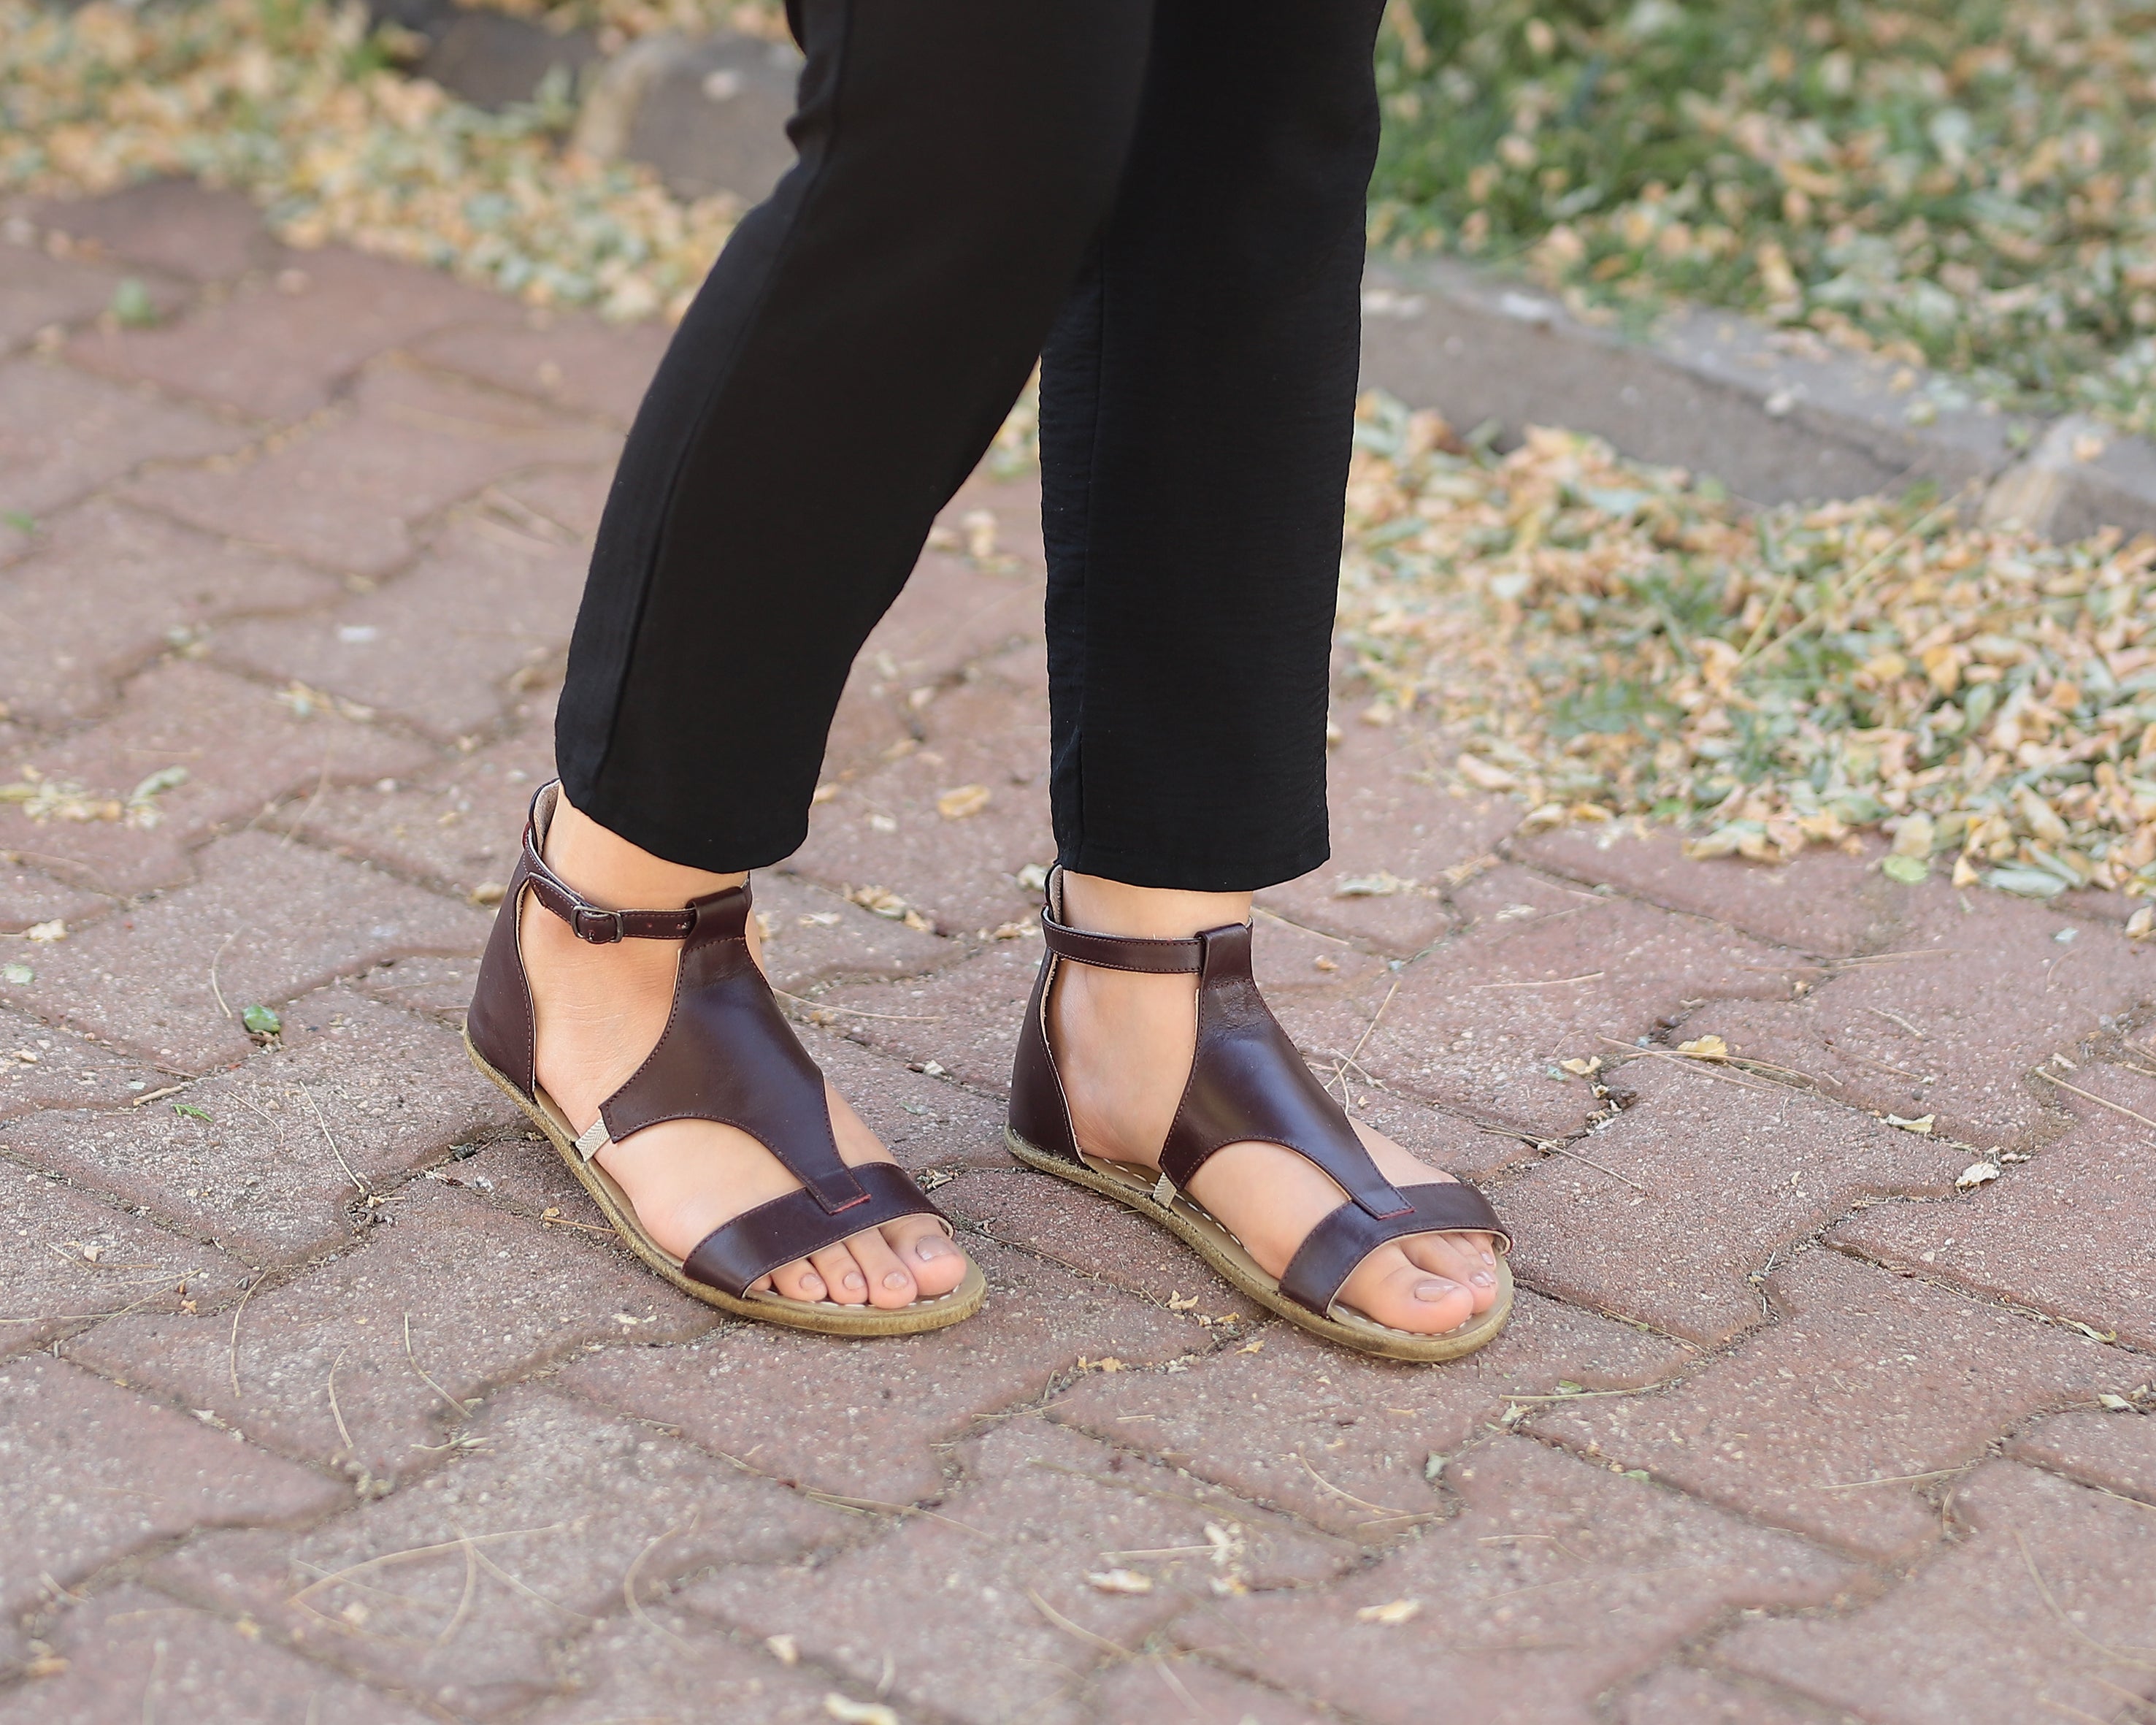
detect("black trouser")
[556,0,1384,891]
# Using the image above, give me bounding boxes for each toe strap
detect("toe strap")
[680,1163,947,1298]
[1277,1180,1511,1317]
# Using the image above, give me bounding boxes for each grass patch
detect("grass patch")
[1371,0,2156,432]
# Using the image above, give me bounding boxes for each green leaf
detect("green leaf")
[1,511,34,535]
[110,277,158,328]
[241,1004,282,1036]
[1984,865,2069,899]
[173,1101,212,1122]
[1881,853,1930,884]
[1,962,32,985]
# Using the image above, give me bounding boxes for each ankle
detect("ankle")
[1059,871,1251,940]
[546,795,745,911]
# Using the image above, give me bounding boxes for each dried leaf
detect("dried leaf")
[935,784,991,820]
[1356,1598,1423,1626]
[823,1698,899,1725]
[1676,1035,1729,1060]
[1887,1114,1938,1134]
[1085,1569,1154,1595]
[1955,1160,2000,1189]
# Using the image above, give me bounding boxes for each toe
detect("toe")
[843,1224,920,1310]
[769,1258,828,1303]
[1339,1242,1476,1335]
[881,1215,968,1299]
[810,1242,870,1305]
[1401,1231,1500,1312]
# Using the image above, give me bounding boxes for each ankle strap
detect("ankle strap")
[520,782,711,944]
[1038,904,1205,974]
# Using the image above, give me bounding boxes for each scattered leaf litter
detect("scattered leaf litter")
[1340,391,2156,893]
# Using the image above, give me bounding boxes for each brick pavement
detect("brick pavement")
[0,183,2150,1724]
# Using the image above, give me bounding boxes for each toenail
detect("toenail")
[801,1276,824,1295]
[1413,1278,1461,1302]
[1481,1248,1496,1266]
[844,1271,866,1290]
[883,1270,910,1290]
[915,1238,946,1261]
[1470,1269,1495,1287]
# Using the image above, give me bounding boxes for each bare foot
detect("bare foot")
[1048,873,1500,1336]
[523,798,970,1309]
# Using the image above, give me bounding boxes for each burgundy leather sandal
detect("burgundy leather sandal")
[1007,873,1511,1361]
[465,784,985,1335]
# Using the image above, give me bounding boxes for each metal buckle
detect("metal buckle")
[571,904,625,944]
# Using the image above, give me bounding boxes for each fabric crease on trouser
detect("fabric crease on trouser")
[554,0,1386,892]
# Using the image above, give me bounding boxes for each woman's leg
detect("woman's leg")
[537,0,1151,1307]
[1039,0,1503,1335]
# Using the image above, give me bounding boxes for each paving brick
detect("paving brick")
[350,954,486,1024]
[68,245,518,422]
[118,359,617,578]
[2009,1405,2156,1502]
[938,1167,1265,1323]
[0,500,339,727]
[556,1239,1208,1503]
[0,857,105,938]
[409,307,671,429]
[0,236,131,356]
[0,1165,243,1358]
[296,716,553,895]
[811,941,1043,1097]
[1495,1055,1967,1345]
[489,462,615,543]
[150,1383,852,1718]
[213,510,589,742]
[3,988,515,1259]
[1255,722,1519,956]
[789,675,1056,938]
[1530,1247,2124,1561]
[0,1355,342,1658]
[756,873,965,995]
[0,1006,164,1118]
[68,1179,710,1483]
[0,833,490,1072]
[680,1418,1352,1725]
[1352,864,1800,1137]
[1177,1436,1854,1725]
[1610,1667,1856,1725]
[1,1580,440,1724]
[1078,1658,1337,1725]
[0,356,248,555]
[0,1582,439,1725]
[5,659,430,897]
[1681,882,2156,1150]
[524,1610,841,1725]
[1831,1057,2156,1351]
[1716,1459,2156,1725]
[28,180,284,284]
[1514,822,1894,958]
[1051,1289,1687,1539]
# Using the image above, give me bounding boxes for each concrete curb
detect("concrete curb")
[1359,252,2156,540]
[375,11,2156,540]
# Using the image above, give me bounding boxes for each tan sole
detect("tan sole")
[466,1032,986,1336]
[1006,1125,1510,1363]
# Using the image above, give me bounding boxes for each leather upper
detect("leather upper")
[468,783,945,1294]
[1009,869,1512,1317]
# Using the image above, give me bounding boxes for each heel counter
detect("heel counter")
[465,877,534,1094]
[1006,950,1078,1160]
